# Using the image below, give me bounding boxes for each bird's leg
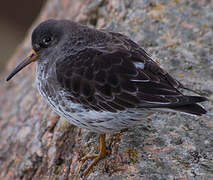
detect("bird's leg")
[81,134,110,176]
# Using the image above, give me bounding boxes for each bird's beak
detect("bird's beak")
[6,49,38,81]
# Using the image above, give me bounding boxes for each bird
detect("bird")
[6,19,207,176]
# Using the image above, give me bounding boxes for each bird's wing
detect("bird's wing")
[56,47,205,112]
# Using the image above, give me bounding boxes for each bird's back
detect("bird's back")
[54,30,207,116]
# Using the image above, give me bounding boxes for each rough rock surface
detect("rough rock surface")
[0,0,212,179]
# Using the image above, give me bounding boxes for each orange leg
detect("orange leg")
[81,134,111,176]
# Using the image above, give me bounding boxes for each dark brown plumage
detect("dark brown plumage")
[55,35,206,115]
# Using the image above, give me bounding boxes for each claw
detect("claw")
[81,134,111,176]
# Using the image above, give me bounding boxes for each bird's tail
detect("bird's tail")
[170,96,207,116]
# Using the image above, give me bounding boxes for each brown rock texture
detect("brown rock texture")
[0,0,212,179]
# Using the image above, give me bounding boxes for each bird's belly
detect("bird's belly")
[36,79,154,133]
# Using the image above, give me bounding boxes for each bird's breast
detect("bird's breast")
[34,62,154,133]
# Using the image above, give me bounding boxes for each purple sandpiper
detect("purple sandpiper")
[6,19,207,176]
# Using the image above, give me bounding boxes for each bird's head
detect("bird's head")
[6,19,65,81]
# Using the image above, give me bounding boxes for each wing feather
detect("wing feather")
[56,43,206,114]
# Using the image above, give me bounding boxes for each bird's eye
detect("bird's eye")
[42,36,53,46]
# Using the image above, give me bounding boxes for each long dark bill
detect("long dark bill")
[6,50,38,81]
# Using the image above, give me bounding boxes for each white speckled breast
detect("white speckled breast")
[35,63,154,133]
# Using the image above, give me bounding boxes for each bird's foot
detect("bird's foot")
[81,134,111,177]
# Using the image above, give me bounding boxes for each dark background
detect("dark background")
[0,0,44,72]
